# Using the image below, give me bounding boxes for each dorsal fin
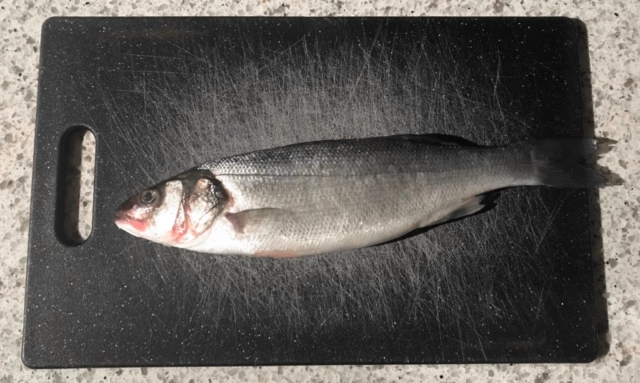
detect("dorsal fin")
[388,134,478,146]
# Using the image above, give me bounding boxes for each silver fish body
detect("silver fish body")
[115,135,605,257]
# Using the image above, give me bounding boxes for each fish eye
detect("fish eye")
[140,189,158,205]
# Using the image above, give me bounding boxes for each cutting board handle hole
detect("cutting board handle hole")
[55,127,96,245]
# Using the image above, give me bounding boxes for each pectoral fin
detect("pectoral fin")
[225,208,295,234]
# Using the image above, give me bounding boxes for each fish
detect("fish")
[114,134,607,258]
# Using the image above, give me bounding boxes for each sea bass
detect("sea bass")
[114,134,606,257]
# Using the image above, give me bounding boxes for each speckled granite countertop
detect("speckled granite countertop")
[1,1,638,382]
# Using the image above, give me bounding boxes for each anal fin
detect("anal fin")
[430,190,501,226]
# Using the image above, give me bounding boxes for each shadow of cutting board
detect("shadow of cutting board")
[24,17,599,368]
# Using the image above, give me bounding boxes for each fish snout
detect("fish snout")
[115,198,135,222]
[114,198,149,233]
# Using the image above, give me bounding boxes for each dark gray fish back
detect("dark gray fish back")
[200,136,489,177]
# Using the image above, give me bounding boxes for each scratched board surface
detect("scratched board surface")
[25,17,598,367]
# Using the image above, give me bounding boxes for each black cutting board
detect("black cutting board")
[24,17,598,368]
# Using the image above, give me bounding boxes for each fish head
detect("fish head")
[115,170,225,246]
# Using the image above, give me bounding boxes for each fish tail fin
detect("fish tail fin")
[520,138,608,188]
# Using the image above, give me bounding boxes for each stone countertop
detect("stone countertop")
[1,1,638,382]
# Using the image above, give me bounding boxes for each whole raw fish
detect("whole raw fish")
[114,134,606,257]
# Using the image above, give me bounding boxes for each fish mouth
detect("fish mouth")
[114,202,148,235]
[115,213,147,234]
